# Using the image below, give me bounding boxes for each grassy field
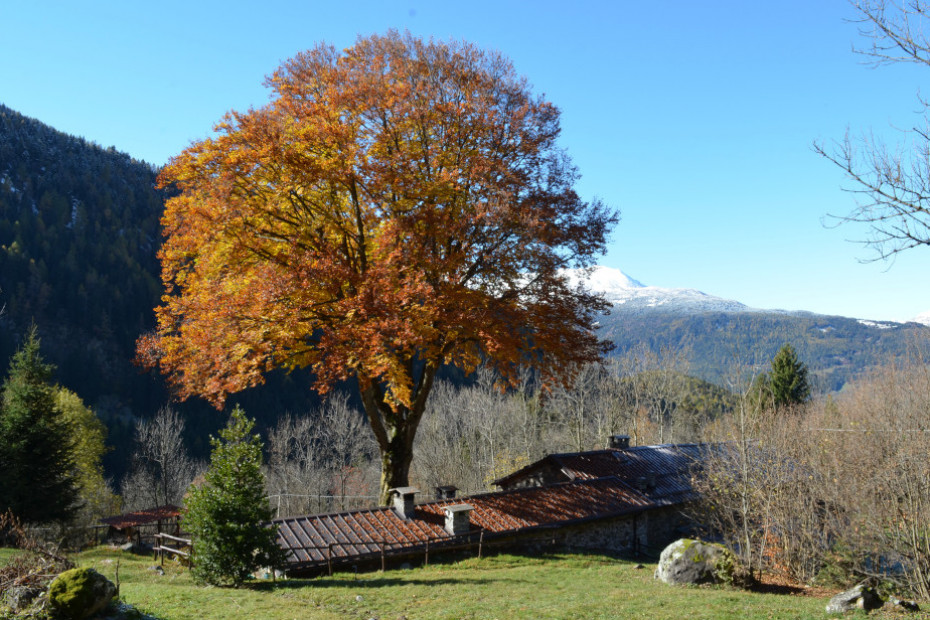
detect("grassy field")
[31,547,854,620]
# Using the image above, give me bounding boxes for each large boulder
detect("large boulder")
[654,539,740,586]
[47,567,117,620]
[825,584,884,614]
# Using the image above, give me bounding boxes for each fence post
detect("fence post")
[425,539,429,566]
[479,530,484,559]
[327,543,333,576]
[381,543,385,572]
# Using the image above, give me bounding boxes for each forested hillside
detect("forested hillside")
[0,105,321,477]
[599,309,929,392]
[0,104,166,449]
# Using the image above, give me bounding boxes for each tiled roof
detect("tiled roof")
[275,476,655,571]
[99,505,181,530]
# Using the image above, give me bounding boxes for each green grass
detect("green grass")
[0,547,19,566]
[61,547,857,620]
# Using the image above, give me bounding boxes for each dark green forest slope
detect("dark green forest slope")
[0,105,321,477]
[0,105,165,444]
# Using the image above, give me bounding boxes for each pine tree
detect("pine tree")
[769,343,811,407]
[750,343,811,412]
[0,326,76,522]
[183,406,283,586]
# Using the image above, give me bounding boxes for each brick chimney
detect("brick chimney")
[608,434,631,450]
[389,487,419,520]
[443,503,474,536]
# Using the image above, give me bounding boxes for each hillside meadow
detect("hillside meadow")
[1,546,876,620]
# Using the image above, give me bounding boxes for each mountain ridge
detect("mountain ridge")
[571,265,927,326]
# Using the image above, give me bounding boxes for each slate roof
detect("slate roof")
[493,443,706,505]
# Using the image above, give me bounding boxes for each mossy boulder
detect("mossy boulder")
[47,567,117,620]
[654,538,741,586]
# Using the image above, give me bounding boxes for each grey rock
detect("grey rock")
[825,584,883,614]
[654,538,738,586]
[1,585,42,612]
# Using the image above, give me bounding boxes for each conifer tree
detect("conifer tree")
[183,406,282,586]
[750,343,811,412]
[0,326,76,522]
[769,343,810,407]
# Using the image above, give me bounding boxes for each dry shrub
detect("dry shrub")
[695,342,930,598]
[0,510,73,606]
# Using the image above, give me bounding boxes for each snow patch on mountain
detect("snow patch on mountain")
[857,319,896,330]
[911,311,930,327]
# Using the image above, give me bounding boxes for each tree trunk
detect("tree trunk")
[358,363,438,506]
[377,432,415,506]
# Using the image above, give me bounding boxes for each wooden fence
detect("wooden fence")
[153,532,193,568]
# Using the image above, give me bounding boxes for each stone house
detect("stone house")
[274,436,707,576]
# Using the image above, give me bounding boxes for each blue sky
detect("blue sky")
[3,1,929,321]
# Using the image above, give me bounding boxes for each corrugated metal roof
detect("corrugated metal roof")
[274,476,655,570]
[99,505,181,530]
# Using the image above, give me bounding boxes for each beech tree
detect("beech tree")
[139,31,617,504]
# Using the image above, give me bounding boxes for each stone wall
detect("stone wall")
[553,506,694,557]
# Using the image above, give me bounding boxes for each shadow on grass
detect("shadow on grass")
[248,574,498,591]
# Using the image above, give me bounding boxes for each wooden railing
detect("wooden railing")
[153,532,193,568]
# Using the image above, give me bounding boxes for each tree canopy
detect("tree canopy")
[139,31,617,502]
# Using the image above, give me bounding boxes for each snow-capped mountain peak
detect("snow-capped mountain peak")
[911,310,930,327]
[564,265,750,314]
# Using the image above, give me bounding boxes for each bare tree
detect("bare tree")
[612,345,693,445]
[265,393,377,517]
[810,350,930,598]
[121,407,198,510]
[414,368,551,495]
[815,1,930,259]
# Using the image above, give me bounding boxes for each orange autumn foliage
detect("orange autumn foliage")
[138,31,617,502]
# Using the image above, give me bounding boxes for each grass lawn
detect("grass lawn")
[65,547,851,620]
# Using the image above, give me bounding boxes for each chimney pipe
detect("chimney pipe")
[608,434,631,450]
[443,503,474,536]
[389,487,419,520]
